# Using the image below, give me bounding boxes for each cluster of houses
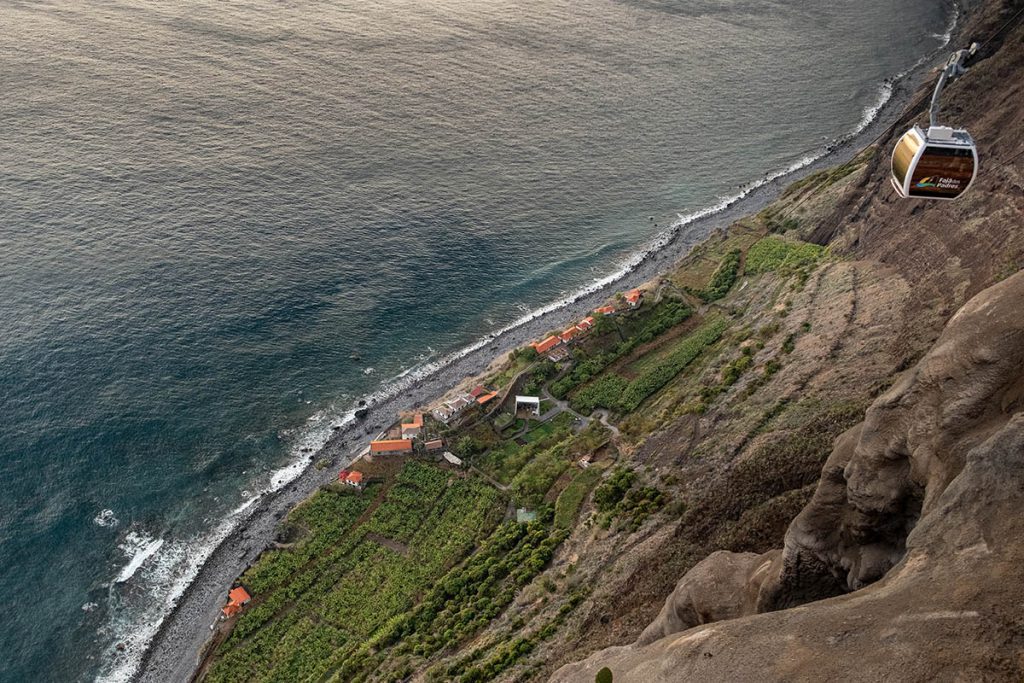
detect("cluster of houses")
[529,289,644,362]
[338,412,450,492]
[366,412,447,457]
[432,384,499,424]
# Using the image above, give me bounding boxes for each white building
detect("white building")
[515,395,541,416]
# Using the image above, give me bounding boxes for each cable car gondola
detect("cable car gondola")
[891,45,979,201]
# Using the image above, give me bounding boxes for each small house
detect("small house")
[625,289,644,308]
[221,586,251,618]
[559,326,580,344]
[594,305,616,316]
[425,438,444,452]
[343,470,365,488]
[477,391,499,407]
[577,316,595,331]
[370,439,414,455]
[443,451,464,467]
[531,336,561,355]
[400,413,423,439]
[547,346,570,362]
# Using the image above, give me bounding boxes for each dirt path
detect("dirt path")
[366,532,410,557]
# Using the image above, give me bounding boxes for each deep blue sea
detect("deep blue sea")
[0,1,952,680]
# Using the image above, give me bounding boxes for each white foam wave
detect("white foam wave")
[97,495,260,683]
[94,508,119,528]
[115,532,165,584]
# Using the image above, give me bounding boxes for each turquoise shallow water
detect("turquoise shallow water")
[0,1,951,680]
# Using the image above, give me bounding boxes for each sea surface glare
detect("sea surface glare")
[0,0,950,680]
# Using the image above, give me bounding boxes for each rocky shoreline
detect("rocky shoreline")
[134,31,962,682]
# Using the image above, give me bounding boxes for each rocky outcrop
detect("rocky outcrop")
[636,549,778,646]
[552,271,1024,682]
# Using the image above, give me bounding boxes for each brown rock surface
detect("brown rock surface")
[636,549,779,646]
[552,271,1024,682]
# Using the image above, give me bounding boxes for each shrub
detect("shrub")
[616,317,729,412]
[695,249,742,302]
[570,374,629,414]
[745,237,823,276]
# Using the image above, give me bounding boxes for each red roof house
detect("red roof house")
[477,391,499,406]
[625,289,644,308]
[594,305,616,315]
[531,336,561,355]
[222,586,252,618]
[577,316,595,331]
[370,439,414,454]
[401,413,424,439]
[559,326,581,344]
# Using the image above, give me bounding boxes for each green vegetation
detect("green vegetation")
[745,237,823,277]
[476,441,531,484]
[522,360,558,395]
[693,249,742,302]
[571,374,629,414]
[551,300,693,399]
[365,464,449,543]
[511,442,571,508]
[206,462,504,683]
[453,423,500,459]
[353,519,567,682]
[782,148,872,199]
[571,316,729,414]
[444,586,590,682]
[593,466,666,530]
[476,413,575,486]
[523,412,573,444]
[240,486,376,596]
[554,466,604,529]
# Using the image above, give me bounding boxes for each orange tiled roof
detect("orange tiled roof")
[346,471,364,483]
[594,305,616,315]
[625,289,643,303]
[477,391,498,405]
[578,316,595,329]
[559,327,580,343]
[370,439,413,453]
[532,336,561,354]
[425,439,444,450]
[401,413,423,429]
[228,586,251,606]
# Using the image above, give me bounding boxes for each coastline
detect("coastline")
[133,22,964,683]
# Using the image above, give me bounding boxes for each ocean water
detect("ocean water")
[0,1,952,680]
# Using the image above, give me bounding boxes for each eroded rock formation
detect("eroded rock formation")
[552,270,1024,682]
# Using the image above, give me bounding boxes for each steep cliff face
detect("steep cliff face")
[549,2,1024,680]
[553,270,1024,683]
